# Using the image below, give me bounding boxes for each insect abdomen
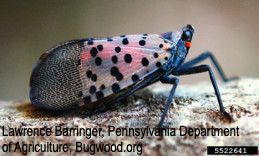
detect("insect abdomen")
[30,41,83,110]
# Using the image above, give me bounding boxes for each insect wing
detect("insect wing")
[80,34,172,104]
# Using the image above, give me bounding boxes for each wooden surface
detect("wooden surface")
[0,77,258,155]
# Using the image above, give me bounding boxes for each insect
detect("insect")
[30,24,235,128]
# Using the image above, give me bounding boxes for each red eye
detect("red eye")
[186,41,191,48]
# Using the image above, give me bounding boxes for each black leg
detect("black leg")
[177,51,237,82]
[173,65,233,121]
[158,77,179,129]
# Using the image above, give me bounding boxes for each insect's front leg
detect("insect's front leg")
[158,77,179,129]
[173,64,233,122]
[177,51,237,82]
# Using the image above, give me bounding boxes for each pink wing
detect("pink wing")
[79,34,172,104]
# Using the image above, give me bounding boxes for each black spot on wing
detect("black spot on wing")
[89,86,96,94]
[100,84,106,90]
[86,70,92,78]
[139,40,146,46]
[156,62,162,68]
[153,53,159,58]
[90,47,98,57]
[95,57,102,66]
[97,45,103,51]
[132,74,139,83]
[116,73,123,81]
[124,54,132,63]
[91,74,97,82]
[110,66,123,81]
[159,44,163,48]
[84,96,91,104]
[141,57,149,66]
[96,91,104,100]
[112,55,118,64]
[112,83,120,93]
[122,38,129,45]
[115,47,121,53]
[110,67,119,76]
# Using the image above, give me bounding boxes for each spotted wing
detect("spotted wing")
[79,34,173,104]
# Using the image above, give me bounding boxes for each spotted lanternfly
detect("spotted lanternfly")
[30,24,235,128]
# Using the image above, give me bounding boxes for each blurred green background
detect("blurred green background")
[0,0,258,101]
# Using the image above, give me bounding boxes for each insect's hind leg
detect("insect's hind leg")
[173,65,233,122]
[158,76,179,129]
[178,51,237,82]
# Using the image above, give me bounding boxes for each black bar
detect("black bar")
[207,146,258,155]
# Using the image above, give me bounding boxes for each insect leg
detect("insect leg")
[177,51,237,82]
[158,77,179,129]
[173,65,233,121]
